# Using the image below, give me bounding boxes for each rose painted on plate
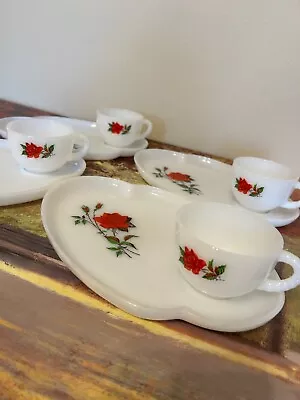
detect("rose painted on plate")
[72,203,139,258]
[21,142,55,159]
[234,177,264,197]
[94,213,131,230]
[179,246,226,280]
[167,172,191,182]
[153,166,202,195]
[108,122,132,135]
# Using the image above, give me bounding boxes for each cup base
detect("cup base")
[21,164,68,176]
[103,139,135,149]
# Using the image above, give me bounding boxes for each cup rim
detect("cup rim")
[7,118,74,139]
[176,201,283,258]
[233,156,298,182]
[97,108,144,121]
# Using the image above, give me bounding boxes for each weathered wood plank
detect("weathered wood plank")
[0,267,300,400]
[1,224,300,387]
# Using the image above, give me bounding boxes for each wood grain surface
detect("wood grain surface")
[0,235,300,400]
[1,100,300,399]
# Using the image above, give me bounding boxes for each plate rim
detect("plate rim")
[0,146,86,206]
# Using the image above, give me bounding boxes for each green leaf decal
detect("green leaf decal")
[124,234,138,241]
[106,236,120,244]
[122,242,137,249]
[216,265,226,275]
[203,273,217,280]
[118,227,129,232]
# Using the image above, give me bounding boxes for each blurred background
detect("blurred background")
[1,0,300,169]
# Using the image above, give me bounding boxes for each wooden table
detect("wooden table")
[1,100,300,399]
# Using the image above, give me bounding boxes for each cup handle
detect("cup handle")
[139,119,152,140]
[280,182,300,209]
[258,250,300,292]
[68,133,89,162]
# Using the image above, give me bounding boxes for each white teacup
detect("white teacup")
[232,157,300,213]
[176,201,300,299]
[96,108,152,148]
[7,118,89,174]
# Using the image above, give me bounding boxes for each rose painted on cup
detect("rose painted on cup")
[108,122,131,135]
[235,178,252,194]
[23,142,43,158]
[180,246,226,280]
[97,108,152,148]
[21,142,55,159]
[182,247,207,274]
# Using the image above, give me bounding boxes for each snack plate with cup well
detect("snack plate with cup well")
[134,149,300,228]
[0,116,149,160]
[41,176,287,333]
[0,118,87,206]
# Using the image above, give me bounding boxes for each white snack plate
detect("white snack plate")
[134,149,299,228]
[0,140,85,206]
[41,176,284,332]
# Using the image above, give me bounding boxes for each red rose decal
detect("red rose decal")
[23,142,43,158]
[109,122,124,134]
[74,203,139,258]
[234,177,264,197]
[153,167,202,195]
[94,212,130,230]
[183,247,207,275]
[21,142,55,158]
[167,172,191,182]
[235,178,252,194]
[108,122,131,135]
[179,247,227,280]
